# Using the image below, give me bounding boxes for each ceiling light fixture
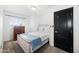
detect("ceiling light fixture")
[31,6,36,10]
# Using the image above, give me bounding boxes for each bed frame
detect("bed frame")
[17,35,49,53]
[17,25,50,53]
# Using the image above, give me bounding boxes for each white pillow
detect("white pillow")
[44,26,50,33]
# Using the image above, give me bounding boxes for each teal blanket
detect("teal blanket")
[25,34,42,50]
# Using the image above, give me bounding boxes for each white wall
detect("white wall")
[74,6,79,53]
[3,14,26,41]
[23,17,31,32]
[29,16,39,31]
[23,16,40,32]
[0,9,4,52]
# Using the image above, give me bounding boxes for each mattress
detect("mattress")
[17,35,48,53]
[28,31,49,41]
[19,31,49,41]
[17,31,49,52]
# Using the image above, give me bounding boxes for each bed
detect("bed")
[17,31,49,53]
[17,25,50,53]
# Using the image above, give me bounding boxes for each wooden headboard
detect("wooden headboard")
[13,26,25,41]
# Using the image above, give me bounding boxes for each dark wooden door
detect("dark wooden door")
[54,7,73,53]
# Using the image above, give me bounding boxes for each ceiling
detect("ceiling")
[0,5,55,17]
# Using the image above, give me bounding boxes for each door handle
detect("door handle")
[55,31,58,33]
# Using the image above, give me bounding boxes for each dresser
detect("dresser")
[13,26,25,41]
